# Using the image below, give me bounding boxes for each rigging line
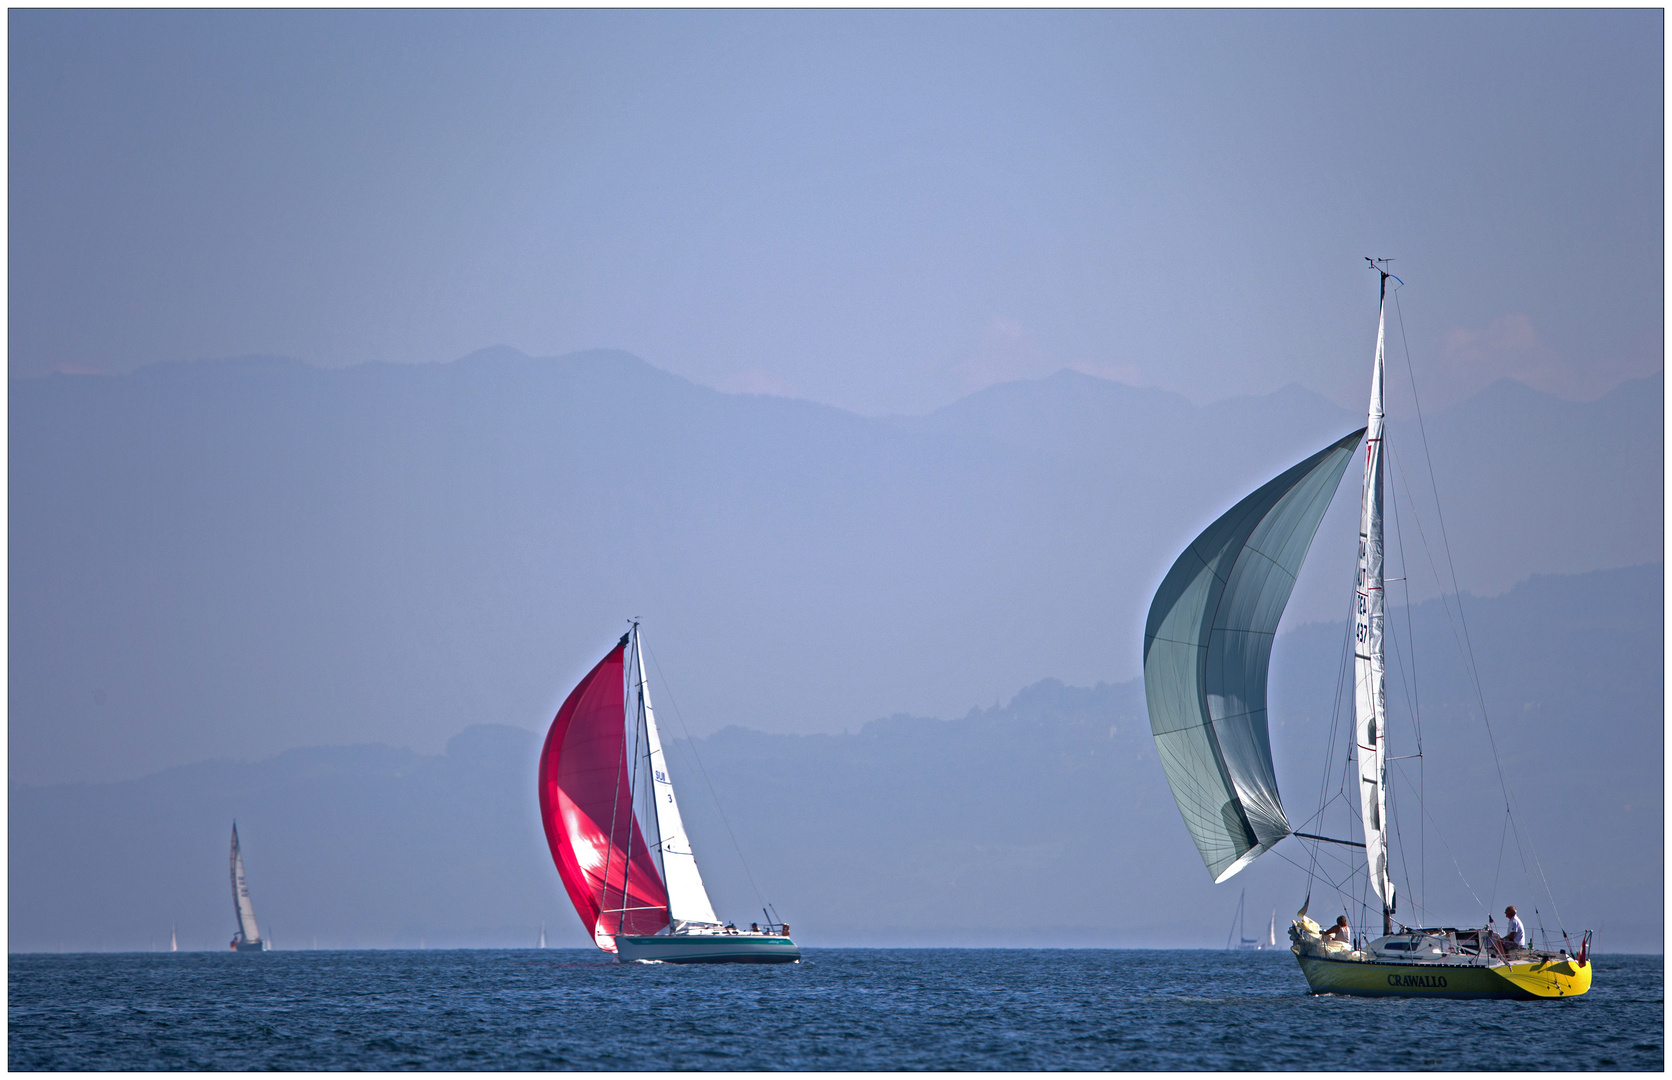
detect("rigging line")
[1384,438,1538,870]
[1310,576,1361,890]
[1384,475,1423,760]
[642,640,768,911]
[1270,845,1358,902]
[1504,795,1564,935]
[620,629,648,932]
[1393,295,1562,929]
[1385,748,1489,922]
[1387,757,1418,919]
[1388,455,1427,911]
[1488,806,1512,919]
[1387,302,1489,708]
[1288,789,1354,837]
[1387,454,1423,756]
[602,634,632,941]
[1391,292,1535,843]
[1386,444,1474,709]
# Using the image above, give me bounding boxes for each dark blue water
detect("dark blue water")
[8,949,1661,1070]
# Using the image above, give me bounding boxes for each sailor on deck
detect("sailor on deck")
[1321,916,1350,943]
[1502,906,1527,951]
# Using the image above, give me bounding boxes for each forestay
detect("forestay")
[1144,428,1364,882]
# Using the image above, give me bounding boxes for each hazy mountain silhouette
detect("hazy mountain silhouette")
[10,564,1659,954]
[10,350,1660,785]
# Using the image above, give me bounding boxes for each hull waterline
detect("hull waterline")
[615,934,799,964]
[1294,948,1592,999]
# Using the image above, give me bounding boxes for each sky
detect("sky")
[8,10,1662,958]
[10,9,1663,416]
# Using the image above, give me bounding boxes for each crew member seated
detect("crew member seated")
[1321,916,1350,943]
[1500,905,1526,952]
[750,922,760,934]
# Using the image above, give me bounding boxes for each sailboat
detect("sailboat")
[537,623,799,963]
[537,922,547,949]
[1142,262,1591,999]
[171,923,179,952]
[1227,889,1263,950]
[228,823,267,952]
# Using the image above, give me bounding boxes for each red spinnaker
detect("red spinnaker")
[538,642,670,951]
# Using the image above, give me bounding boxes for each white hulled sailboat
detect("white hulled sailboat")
[1142,262,1591,999]
[537,623,798,963]
[228,823,267,952]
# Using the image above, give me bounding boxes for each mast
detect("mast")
[1356,261,1396,935]
[614,625,643,933]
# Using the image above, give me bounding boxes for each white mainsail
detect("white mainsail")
[1353,274,1396,918]
[631,627,720,930]
[230,824,262,946]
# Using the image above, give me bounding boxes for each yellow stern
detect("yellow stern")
[1492,955,1593,999]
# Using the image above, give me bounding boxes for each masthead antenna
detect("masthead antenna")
[1365,257,1403,296]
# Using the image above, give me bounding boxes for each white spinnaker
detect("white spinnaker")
[230,826,262,944]
[633,629,720,929]
[1354,288,1396,913]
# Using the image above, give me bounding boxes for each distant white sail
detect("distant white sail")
[230,824,263,947]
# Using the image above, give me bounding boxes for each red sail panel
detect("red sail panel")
[538,642,670,951]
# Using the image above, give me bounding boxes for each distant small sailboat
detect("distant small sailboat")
[537,922,547,949]
[228,823,268,952]
[1227,889,1263,950]
[171,923,178,952]
[538,622,798,963]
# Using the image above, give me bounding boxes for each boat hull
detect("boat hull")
[615,934,799,964]
[1294,949,1591,999]
[232,940,267,952]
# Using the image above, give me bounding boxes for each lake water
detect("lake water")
[8,948,1661,1070]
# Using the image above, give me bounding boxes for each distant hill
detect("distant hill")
[9,350,1661,784]
[11,564,1659,954]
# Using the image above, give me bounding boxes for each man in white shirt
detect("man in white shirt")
[1501,905,1527,952]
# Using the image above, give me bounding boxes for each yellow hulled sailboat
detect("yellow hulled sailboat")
[1141,261,1591,1000]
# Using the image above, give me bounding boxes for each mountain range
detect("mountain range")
[10,563,1659,954]
[10,349,1661,785]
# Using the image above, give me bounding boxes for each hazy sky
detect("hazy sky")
[11,9,1662,415]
